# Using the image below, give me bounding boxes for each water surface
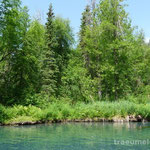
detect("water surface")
[0,122,150,150]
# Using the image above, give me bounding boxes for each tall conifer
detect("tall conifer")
[41,4,59,96]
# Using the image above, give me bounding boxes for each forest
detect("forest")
[0,0,150,124]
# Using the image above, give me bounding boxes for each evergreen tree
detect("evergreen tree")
[41,4,59,97]
[79,5,91,49]
[42,4,74,97]
[79,5,91,71]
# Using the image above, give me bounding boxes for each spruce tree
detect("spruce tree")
[79,5,91,73]
[41,4,59,97]
[79,5,91,49]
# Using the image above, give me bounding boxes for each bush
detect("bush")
[0,105,9,123]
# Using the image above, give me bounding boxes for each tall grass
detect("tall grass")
[1,101,150,124]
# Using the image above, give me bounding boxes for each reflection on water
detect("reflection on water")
[0,122,150,150]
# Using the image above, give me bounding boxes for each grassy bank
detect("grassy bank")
[1,101,150,125]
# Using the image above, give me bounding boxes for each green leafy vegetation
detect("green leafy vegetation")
[1,100,150,124]
[0,0,150,124]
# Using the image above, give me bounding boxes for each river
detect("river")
[0,122,150,150]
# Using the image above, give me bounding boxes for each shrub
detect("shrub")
[0,105,9,123]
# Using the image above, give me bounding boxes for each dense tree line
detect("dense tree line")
[0,0,150,106]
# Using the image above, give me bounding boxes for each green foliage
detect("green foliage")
[79,5,91,49]
[54,17,74,74]
[41,5,74,97]
[60,50,97,102]
[0,0,32,104]
[77,0,150,101]
[20,20,45,98]
[2,100,150,124]
[0,0,150,124]
[41,4,59,96]
[0,104,8,123]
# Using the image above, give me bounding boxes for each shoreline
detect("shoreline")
[1,115,150,126]
[1,101,150,126]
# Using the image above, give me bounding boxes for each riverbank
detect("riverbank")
[1,101,150,126]
[1,115,149,126]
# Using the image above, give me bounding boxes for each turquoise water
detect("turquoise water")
[0,122,150,150]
